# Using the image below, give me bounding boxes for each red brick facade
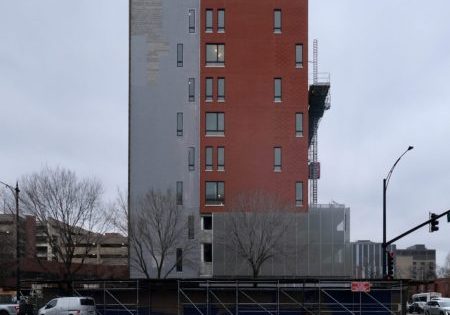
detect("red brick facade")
[200,0,309,213]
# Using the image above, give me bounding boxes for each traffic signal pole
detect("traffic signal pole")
[385,209,450,247]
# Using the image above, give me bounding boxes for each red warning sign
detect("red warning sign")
[351,282,371,292]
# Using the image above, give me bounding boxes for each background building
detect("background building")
[351,240,396,279]
[395,244,436,280]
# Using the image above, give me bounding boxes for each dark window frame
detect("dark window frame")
[206,44,225,65]
[295,181,303,207]
[205,9,213,32]
[202,216,212,230]
[177,43,183,67]
[188,147,195,171]
[205,146,213,171]
[274,9,282,33]
[188,215,195,239]
[295,44,303,68]
[205,112,225,135]
[176,181,183,205]
[176,248,183,272]
[189,9,196,33]
[217,9,225,32]
[177,112,183,136]
[205,181,225,205]
[203,243,212,263]
[188,78,195,102]
[217,77,225,101]
[217,146,224,171]
[274,78,282,102]
[295,113,303,137]
[205,77,213,101]
[274,147,282,171]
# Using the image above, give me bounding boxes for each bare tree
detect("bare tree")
[129,189,195,279]
[224,191,292,278]
[19,166,106,282]
[0,229,14,285]
[109,188,128,236]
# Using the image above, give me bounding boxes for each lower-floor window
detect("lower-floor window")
[202,243,212,263]
[205,181,224,205]
[176,248,183,272]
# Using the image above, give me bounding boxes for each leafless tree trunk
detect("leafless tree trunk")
[19,166,106,282]
[224,191,292,278]
[129,189,195,279]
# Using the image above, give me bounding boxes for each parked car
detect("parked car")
[412,292,443,313]
[409,302,422,314]
[0,301,19,315]
[38,297,96,315]
[424,298,450,315]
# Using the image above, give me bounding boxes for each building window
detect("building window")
[295,181,303,207]
[274,9,282,33]
[177,112,183,136]
[188,147,195,171]
[295,44,303,68]
[274,78,282,102]
[217,147,224,171]
[189,9,196,33]
[206,44,225,66]
[176,248,183,272]
[176,181,183,205]
[205,9,213,32]
[177,43,183,67]
[217,9,225,32]
[206,112,224,136]
[205,181,224,205]
[188,215,195,239]
[205,147,213,171]
[217,77,225,101]
[295,113,303,137]
[205,77,213,101]
[274,147,281,171]
[202,216,212,230]
[188,78,195,102]
[202,243,212,263]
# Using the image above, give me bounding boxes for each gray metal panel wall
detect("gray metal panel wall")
[129,0,200,278]
[212,205,352,277]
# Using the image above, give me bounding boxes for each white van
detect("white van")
[412,292,442,312]
[38,297,96,315]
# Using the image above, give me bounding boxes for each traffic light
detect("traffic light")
[430,213,439,232]
[387,252,395,279]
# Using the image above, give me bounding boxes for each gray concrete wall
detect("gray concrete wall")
[129,0,200,278]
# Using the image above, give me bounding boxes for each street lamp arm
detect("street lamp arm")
[385,146,414,188]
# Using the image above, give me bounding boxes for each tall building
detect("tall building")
[129,0,334,278]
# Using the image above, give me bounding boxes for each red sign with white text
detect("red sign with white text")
[351,282,371,292]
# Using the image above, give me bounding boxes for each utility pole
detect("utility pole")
[15,182,20,301]
[0,180,21,301]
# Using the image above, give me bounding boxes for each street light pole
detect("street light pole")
[15,182,20,301]
[0,180,21,301]
[382,146,414,278]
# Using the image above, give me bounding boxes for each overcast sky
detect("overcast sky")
[1,1,449,266]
